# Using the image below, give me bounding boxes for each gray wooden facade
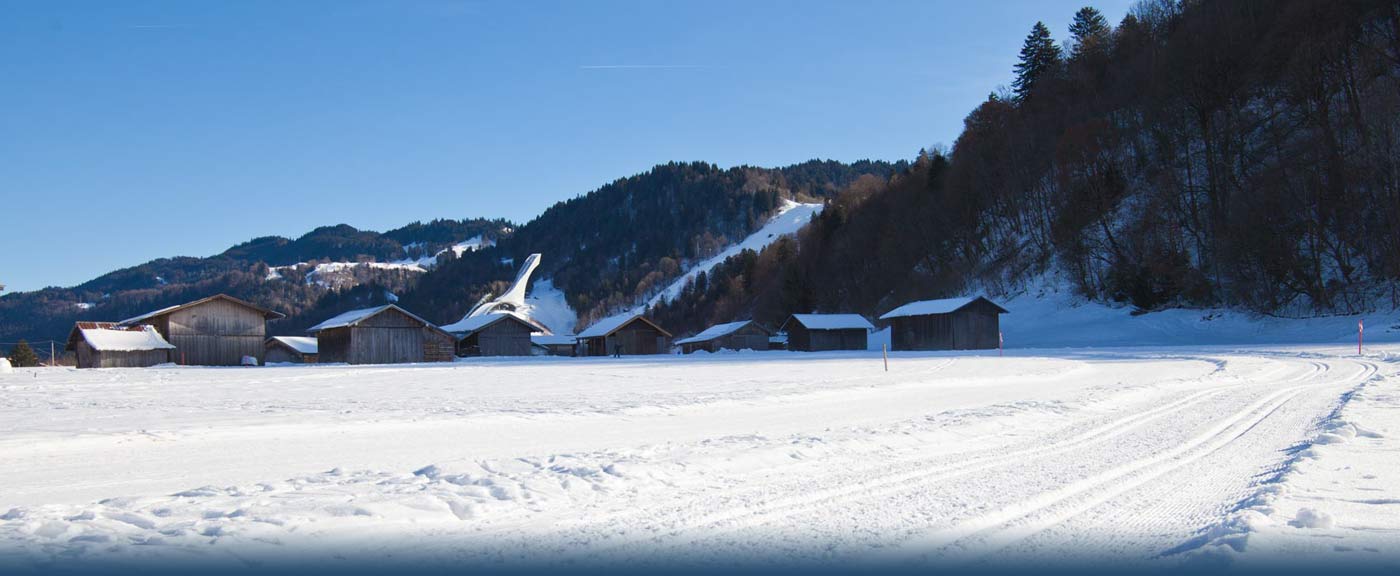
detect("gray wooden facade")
[314,307,455,365]
[456,315,535,357]
[119,295,284,366]
[782,316,870,352]
[678,322,771,354]
[579,317,672,356]
[886,298,1007,351]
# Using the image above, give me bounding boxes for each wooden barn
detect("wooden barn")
[576,314,672,356]
[441,312,541,357]
[307,304,455,365]
[780,314,874,352]
[531,334,577,356]
[675,320,771,354]
[65,322,176,368]
[117,294,285,366]
[264,336,319,364]
[879,296,1008,351]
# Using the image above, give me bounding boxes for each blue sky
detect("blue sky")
[0,0,1133,292]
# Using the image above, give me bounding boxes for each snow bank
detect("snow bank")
[998,279,1398,349]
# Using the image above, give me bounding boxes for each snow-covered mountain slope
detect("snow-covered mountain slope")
[648,200,822,309]
[519,279,577,335]
[265,261,429,288]
[578,200,823,333]
[266,236,497,288]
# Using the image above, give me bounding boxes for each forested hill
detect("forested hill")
[393,160,906,331]
[0,159,903,343]
[652,0,1400,337]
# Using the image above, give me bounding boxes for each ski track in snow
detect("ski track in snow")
[0,346,1396,571]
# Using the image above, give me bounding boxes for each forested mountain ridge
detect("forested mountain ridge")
[652,0,1400,338]
[0,218,510,345]
[394,160,906,331]
[1,160,903,343]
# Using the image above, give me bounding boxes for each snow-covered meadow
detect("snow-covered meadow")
[1,339,1397,572]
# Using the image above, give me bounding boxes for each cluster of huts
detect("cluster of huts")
[63,293,1008,368]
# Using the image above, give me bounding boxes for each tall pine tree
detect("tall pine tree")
[1068,7,1112,60]
[7,339,39,368]
[1011,21,1062,102]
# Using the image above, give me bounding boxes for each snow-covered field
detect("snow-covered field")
[2,340,1397,573]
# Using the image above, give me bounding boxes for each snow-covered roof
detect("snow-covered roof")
[784,314,874,331]
[119,294,284,326]
[80,325,175,352]
[440,311,541,336]
[307,304,444,334]
[577,314,672,339]
[531,334,577,346]
[269,336,318,355]
[878,296,1008,320]
[675,320,759,345]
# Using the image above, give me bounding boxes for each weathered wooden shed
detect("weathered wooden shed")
[675,320,771,354]
[879,296,1008,351]
[780,314,874,352]
[441,312,541,357]
[264,336,319,364]
[307,304,455,365]
[117,294,285,366]
[576,314,672,356]
[65,322,176,368]
[531,334,577,356]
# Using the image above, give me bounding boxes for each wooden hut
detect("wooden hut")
[264,336,319,364]
[675,320,771,354]
[65,322,176,368]
[879,296,1008,351]
[576,314,672,356]
[531,334,577,356]
[441,312,541,357]
[117,294,285,366]
[780,314,874,352]
[307,304,455,365]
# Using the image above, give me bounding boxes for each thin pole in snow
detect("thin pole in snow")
[999,331,1004,357]
[1358,318,1364,356]
[882,344,888,372]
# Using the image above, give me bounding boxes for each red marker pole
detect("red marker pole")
[1358,318,1364,356]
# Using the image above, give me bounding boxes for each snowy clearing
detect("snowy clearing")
[1,341,1397,572]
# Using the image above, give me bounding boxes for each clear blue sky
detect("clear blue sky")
[0,0,1133,293]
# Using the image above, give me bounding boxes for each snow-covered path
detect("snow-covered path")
[0,346,1395,571]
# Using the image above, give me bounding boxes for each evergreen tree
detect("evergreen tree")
[1068,7,1112,60]
[8,339,39,368]
[1011,21,1062,102]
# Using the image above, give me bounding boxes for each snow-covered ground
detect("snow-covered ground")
[1,339,1397,572]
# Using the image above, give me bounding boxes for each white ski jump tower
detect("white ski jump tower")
[465,253,542,318]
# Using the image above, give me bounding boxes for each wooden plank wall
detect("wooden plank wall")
[606,322,667,355]
[890,303,1001,351]
[794,326,867,351]
[332,308,455,364]
[75,341,172,368]
[165,299,268,366]
[470,320,532,356]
